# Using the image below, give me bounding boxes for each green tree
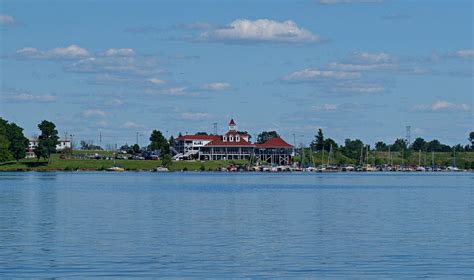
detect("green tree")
[161,154,172,168]
[0,119,13,162]
[310,128,324,151]
[469,131,474,149]
[375,141,387,151]
[132,144,140,154]
[391,138,408,152]
[340,138,364,160]
[6,122,29,162]
[34,120,59,163]
[411,137,427,151]
[256,131,279,144]
[149,130,169,155]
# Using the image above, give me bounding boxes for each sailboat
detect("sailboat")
[416,150,426,171]
[106,144,125,172]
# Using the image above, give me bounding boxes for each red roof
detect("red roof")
[256,137,293,148]
[229,119,236,125]
[176,135,219,141]
[205,137,255,147]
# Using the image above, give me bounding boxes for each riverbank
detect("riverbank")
[0,155,248,172]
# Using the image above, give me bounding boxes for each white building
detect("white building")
[26,137,72,158]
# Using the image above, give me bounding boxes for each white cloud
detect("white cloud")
[65,56,158,75]
[100,48,135,57]
[82,109,107,118]
[347,52,395,64]
[2,92,57,102]
[176,22,214,30]
[14,45,90,60]
[451,49,474,60]
[96,120,108,127]
[283,68,361,82]
[202,82,231,91]
[121,121,144,129]
[412,101,470,112]
[331,83,385,93]
[165,87,188,96]
[311,104,339,112]
[199,19,320,44]
[328,62,396,72]
[316,0,383,5]
[106,99,123,106]
[0,14,14,25]
[180,112,211,121]
[48,45,89,59]
[148,78,165,85]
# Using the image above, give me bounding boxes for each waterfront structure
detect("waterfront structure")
[174,119,293,165]
[26,137,72,158]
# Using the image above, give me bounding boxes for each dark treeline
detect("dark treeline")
[308,128,474,154]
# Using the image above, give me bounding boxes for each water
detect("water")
[0,172,472,278]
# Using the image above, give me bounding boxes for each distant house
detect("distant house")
[26,137,72,158]
[174,119,294,165]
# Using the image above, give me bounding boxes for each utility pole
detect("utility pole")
[99,131,102,147]
[213,122,218,135]
[406,126,411,147]
[70,134,75,150]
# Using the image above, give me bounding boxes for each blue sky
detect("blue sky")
[0,0,472,148]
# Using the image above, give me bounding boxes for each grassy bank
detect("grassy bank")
[0,154,248,172]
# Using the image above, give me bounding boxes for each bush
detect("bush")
[200,165,206,171]
[182,167,188,171]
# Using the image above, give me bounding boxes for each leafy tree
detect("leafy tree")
[161,154,172,168]
[195,132,208,135]
[256,131,279,144]
[310,129,324,151]
[6,122,29,162]
[149,130,169,155]
[391,138,408,152]
[323,138,338,152]
[80,140,102,150]
[34,120,59,163]
[469,131,474,149]
[411,137,427,151]
[0,119,13,162]
[340,138,364,160]
[132,144,140,154]
[375,141,388,151]
[237,131,251,141]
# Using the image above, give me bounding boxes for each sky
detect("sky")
[0,0,472,148]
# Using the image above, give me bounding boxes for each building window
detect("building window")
[223,136,227,142]
[236,136,240,141]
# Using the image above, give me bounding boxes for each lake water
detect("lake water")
[0,172,472,278]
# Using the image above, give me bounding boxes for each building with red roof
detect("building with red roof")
[173,119,294,165]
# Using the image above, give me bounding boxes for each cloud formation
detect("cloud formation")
[180,112,211,121]
[450,49,474,60]
[14,45,90,60]
[121,121,144,129]
[201,82,231,91]
[283,68,361,82]
[198,19,320,44]
[412,100,470,112]
[100,48,135,57]
[0,14,14,25]
[82,109,107,118]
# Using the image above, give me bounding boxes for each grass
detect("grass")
[0,154,249,172]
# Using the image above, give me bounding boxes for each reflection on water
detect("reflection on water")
[0,172,473,278]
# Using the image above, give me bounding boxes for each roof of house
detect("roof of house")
[256,137,293,148]
[229,119,236,125]
[224,131,248,137]
[176,135,219,141]
[205,137,255,147]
